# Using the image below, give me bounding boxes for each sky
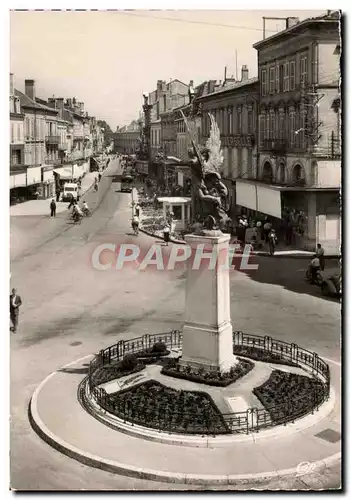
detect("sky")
[10,9,326,129]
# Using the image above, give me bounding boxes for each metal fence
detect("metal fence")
[87,330,330,435]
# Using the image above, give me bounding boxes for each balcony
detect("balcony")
[45,135,60,145]
[262,139,286,153]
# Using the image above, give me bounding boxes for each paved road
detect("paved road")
[10,157,341,490]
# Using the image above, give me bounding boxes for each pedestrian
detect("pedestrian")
[163,222,170,246]
[316,243,325,271]
[50,199,56,217]
[263,218,272,243]
[56,189,60,202]
[68,197,76,210]
[286,217,293,246]
[10,288,22,333]
[98,173,102,182]
[135,203,141,217]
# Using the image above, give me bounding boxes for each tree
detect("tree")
[97,120,114,146]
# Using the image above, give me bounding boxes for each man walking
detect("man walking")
[10,288,22,333]
[316,243,325,271]
[50,199,56,217]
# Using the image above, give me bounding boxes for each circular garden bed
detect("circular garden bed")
[85,332,330,435]
[106,380,230,435]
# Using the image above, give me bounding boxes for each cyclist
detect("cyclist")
[131,214,139,235]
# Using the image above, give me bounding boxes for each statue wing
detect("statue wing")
[205,113,224,174]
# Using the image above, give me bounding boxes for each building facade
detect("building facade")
[244,11,341,253]
[114,120,141,154]
[197,70,260,220]
[10,74,25,180]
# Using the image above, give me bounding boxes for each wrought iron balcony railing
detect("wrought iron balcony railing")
[45,135,60,145]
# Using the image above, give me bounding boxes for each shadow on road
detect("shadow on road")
[58,367,89,375]
[237,256,340,303]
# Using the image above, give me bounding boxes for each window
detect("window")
[259,115,265,147]
[270,111,276,140]
[237,107,242,133]
[275,66,280,93]
[283,62,289,92]
[265,114,270,140]
[269,67,276,94]
[279,112,285,141]
[290,61,296,91]
[248,109,253,134]
[229,107,233,134]
[300,55,308,86]
[247,148,253,178]
[237,148,242,177]
[261,69,268,95]
[279,64,284,93]
[289,110,296,146]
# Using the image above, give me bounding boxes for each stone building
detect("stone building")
[237,11,341,253]
[196,70,260,220]
[9,74,26,200]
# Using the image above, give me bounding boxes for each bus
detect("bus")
[121,175,133,193]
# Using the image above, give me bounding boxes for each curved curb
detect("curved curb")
[80,378,337,448]
[29,358,341,486]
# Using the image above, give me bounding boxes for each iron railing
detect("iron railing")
[86,331,330,435]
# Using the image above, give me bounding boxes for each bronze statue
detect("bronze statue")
[180,111,231,233]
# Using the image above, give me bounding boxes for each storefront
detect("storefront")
[10,171,27,204]
[42,167,56,199]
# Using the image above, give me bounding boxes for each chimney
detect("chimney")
[72,97,76,105]
[79,102,84,114]
[286,17,299,28]
[66,98,73,108]
[25,79,36,101]
[241,65,249,81]
[56,98,65,116]
[10,73,14,95]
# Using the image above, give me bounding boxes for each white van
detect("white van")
[62,182,78,202]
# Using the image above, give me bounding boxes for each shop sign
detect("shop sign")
[222,135,255,148]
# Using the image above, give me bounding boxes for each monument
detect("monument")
[178,110,237,373]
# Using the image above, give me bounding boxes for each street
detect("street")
[10,157,341,490]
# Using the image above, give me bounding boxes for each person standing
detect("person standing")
[10,288,22,333]
[263,218,272,243]
[50,199,56,217]
[316,243,325,271]
[135,203,141,217]
[98,172,102,182]
[163,222,170,246]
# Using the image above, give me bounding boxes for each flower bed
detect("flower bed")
[108,380,230,434]
[161,357,254,387]
[91,361,145,387]
[253,370,326,423]
[233,345,298,368]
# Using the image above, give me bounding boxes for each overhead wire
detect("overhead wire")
[115,10,281,33]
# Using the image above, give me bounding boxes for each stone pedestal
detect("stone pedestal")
[180,232,237,373]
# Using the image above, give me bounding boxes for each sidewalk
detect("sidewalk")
[10,171,97,217]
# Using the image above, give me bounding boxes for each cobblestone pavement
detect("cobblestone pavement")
[10,157,341,490]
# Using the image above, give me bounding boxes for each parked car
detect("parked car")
[321,270,341,297]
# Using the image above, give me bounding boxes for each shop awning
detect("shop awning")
[53,167,73,179]
[236,180,283,219]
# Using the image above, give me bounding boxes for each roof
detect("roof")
[15,89,59,113]
[253,11,340,50]
[198,77,259,99]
